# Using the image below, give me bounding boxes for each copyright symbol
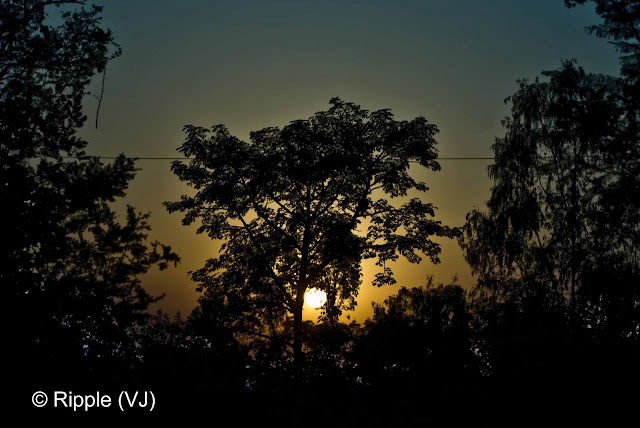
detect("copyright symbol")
[32,391,48,408]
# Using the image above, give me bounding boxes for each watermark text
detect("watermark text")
[31,390,156,412]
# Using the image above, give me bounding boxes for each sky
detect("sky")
[75,0,620,322]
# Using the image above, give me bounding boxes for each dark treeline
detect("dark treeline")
[4,0,639,423]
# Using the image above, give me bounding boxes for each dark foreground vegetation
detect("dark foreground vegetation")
[4,0,639,423]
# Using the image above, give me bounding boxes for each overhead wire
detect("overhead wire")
[59,156,495,161]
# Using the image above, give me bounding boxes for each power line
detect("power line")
[437,157,493,160]
[60,156,495,161]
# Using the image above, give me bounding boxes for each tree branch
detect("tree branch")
[39,1,87,7]
[248,194,301,251]
[236,214,294,309]
[94,66,106,129]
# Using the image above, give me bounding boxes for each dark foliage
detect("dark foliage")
[166,97,458,369]
[355,277,480,387]
[458,0,640,380]
[2,1,179,392]
[8,1,640,423]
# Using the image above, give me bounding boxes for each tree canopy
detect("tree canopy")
[166,98,457,365]
[565,0,640,82]
[460,0,640,339]
[2,0,178,381]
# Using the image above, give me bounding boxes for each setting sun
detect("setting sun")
[304,288,327,309]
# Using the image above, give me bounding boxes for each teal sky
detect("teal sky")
[77,0,620,321]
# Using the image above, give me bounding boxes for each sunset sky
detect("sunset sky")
[76,0,619,322]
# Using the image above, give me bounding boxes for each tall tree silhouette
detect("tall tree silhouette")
[563,0,640,339]
[565,0,640,83]
[166,98,457,372]
[1,0,178,381]
[460,1,639,341]
[461,61,626,308]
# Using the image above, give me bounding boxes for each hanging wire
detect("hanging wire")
[59,156,496,161]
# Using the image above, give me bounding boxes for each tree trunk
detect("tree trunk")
[293,284,305,383]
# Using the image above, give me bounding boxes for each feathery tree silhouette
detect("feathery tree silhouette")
[166,98,458,377]
[2,0,179,387]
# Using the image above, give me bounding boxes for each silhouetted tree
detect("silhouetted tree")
[461,61,629,309]
[462,60,639,335]
[355,277,478,387]
[459,2,640,374]
[166,98,457,373]
[565,0,640,82]
[128,310,248,399]
[563,0,640,346]
[1,0,178,383]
